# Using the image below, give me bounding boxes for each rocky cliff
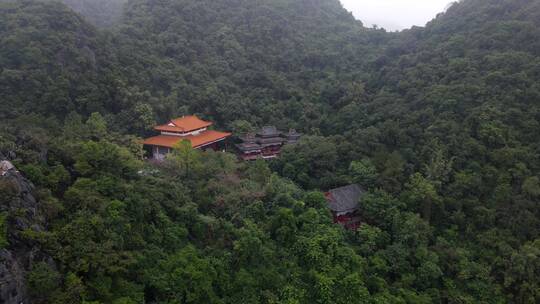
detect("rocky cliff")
[0,155,52,304]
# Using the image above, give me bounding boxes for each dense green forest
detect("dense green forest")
[1,0,540,303]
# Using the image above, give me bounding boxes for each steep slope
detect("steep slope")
[0,158,53,304]
[303,1,540,301]
[0,0,121,119]
[115,0,388,128]
[323,0,540,176]
[354,0,540,178]
[1,0,388,133]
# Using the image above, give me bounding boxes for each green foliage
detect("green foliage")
[73,140,140,178]
[277,136,341,189]
[85,112,107,140]
[230,120,255,135]
[1,0,540,303]
[522,176,540,198]
[27,262,61,299]
[0,0,118,119]
[245,159,271,185]
[0,212,8,248]
[504,239,540,303]
[167,140,203,179]
[403,173,441,222]
[349,159,377,188]
[146,246,221,303]
[132,103,155,132]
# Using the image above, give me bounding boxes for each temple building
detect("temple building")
[285,129,301,144]
[325,184,364,230]
[236,126,301,160]
[143,115,231,160]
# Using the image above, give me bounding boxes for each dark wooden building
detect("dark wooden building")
[325,184,364,230]
[236,133,263,161]
[285,129,301,144]
[236,126,301,160]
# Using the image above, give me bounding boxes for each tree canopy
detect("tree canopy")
[1,0,540,303]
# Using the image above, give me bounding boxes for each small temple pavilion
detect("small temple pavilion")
[325,184,364,230]
[236,126,301,160]
[143,115,231,160]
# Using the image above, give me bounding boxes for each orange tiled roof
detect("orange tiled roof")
[143,130,231,149]
[154,115,213,133]
[143,135,182,148]
[154,125,186,133]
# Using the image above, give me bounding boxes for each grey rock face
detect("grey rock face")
[0,250,27,304]
[1,161,16,177]
[0,160,51,304]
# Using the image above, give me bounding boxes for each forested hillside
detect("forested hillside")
[0,0,539,303]
[113,0,389,132]
[0,0,143,125]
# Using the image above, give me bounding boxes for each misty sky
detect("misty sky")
[340,0,454,31]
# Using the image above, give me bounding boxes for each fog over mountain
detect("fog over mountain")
[340,0,453,30]
[60,0,127,27]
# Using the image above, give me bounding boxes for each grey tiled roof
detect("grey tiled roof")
[258,126,280,137]
[236,143,262,152]
[258,137,284,144]
[327,184,364,213]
